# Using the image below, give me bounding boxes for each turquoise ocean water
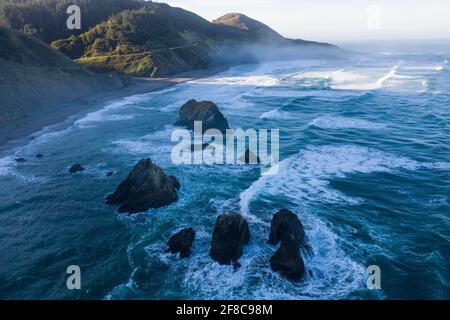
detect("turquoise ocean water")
[0,50,449,299]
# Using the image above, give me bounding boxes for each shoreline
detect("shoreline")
[0,67,226,156]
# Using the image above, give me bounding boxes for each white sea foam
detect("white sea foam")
[230,144,450,298]
[290,68,345,81]
[181,211,366,299]
[330,66,398,90]
[0,156,14,177]
[309,115,386,130]
[260,109,292,120]
[0,155,42,183]
[239,145,449,220]
[403,65,445,72]
[376,65,398,86]
[160,100,185,112]
[74,87,180,127]
[75,100,136,127]
[192,75,280,87]
[291,66,399,91]
[111,125,175,157]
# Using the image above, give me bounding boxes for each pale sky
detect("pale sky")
[162,0,450,42]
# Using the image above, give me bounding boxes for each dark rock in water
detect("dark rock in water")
[268,209,307,247]
[176,99,230,133]
[106,171,114,176]
[210,213,250,265]
[270,240,305,281]
[69,164,84,173]
[36,154,43,158]
[105,158,180,214]
[15,157,26,163]
[239,149,261,164]
[268,209,310,281]
[167,228,196,258]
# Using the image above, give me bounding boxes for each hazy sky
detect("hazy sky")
[162,0,450,42]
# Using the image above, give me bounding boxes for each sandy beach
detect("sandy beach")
[0,67,225,155]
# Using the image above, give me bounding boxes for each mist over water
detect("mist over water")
[0,46,449,299]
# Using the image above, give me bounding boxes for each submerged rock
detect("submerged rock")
[167,228,196,258]
[15,157,26,163]
[106,171,114,176]
[105,158,180,214]
[36,154,43,158]
[176,99,230,133]
[210,213,250,266]
[268,209,310,281]
[69,164,84,173]
[238,149,261,164]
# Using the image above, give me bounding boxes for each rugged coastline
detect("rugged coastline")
[0,67,226,154]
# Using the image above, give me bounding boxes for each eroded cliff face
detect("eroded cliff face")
[0,27,125,124]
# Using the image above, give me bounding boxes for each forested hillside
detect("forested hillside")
[0,1,337,78]
[49,3,335,77]
[0,0,144,43]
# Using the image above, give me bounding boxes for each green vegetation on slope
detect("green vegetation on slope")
[50,3,335,77]
[0,0,145,43]
[0,27,125,123]
[1,1,337,78]
[50,3,245,77]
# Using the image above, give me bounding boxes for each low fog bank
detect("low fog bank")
[212,42,349,66]
[335,39,450,55]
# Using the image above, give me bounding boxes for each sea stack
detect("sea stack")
[105,158,180,214]
[210,213,250,267]
[167,228,196,258]
[268,209,310,281]
[176,99,230,133]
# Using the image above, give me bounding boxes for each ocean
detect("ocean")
[0,50,449,299]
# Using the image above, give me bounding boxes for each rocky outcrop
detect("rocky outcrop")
[176,100,230,134]
[268,209,310,281]
[69,164,84,173]
[167,228,196,258]
[210,213,250,266]
[268,209,307,247]
[270,242,305,281]
[105,158,180,214]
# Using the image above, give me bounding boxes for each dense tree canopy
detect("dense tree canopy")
[0,0,145,43]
